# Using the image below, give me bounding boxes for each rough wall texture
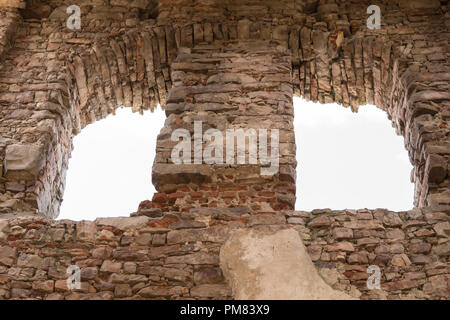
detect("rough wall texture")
[220,228,353,300]
[0,207,448,300]
[0,0,448,300]
[151,41,296,214]
[0,0,448,218]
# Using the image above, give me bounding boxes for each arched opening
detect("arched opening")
[59,107,166,220]
[294,97,414,211]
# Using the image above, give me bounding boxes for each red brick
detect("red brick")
[190,192,203,198]
[177,186,190,192]
[219,186,248,191]
[274,185,296,193]
[251,197,276,203]
[148,218,177,228]
[152,193,167,203]
[168,192,185,200]
[273,203,292,211]
[238,191,255,197]
[222,192,236,198]
[343,271,369,281]
[138,200,152,210]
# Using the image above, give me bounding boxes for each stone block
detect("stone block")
[425,154,447,184]
[0,0,25,8]
[152,164,213,186]
[220,228,353,299]
[76,221,97,242]
[190,284,231,298]
[95,216,150,231]
[398,0,441,9]
[4,144,46,180]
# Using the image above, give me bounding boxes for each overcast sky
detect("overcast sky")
[58,99,414,221]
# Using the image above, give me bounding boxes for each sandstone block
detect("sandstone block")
[152,164,213,186]
[398,0,441,9]
[308,216,332,228]
[333,227,353,240]
[138,285,187,298]
[0,0,25,8]
[220,228,354,300]
[190,284,231,298]
[76,221,97,242]
[17,253,44,269]
[194,267,224,285]
[166,252,219,265]
[100,260,122,273]
[32,280,54,293]
[433,222,450,237]
[0,246,16,266]
[327,241,355,252]
[95,216,150,231]
[4,144,46,180]
[423,275,449,297]
[114,284,132,297]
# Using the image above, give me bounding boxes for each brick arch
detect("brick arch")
[41,28,177,218]
[287,20,449,210]
[68,29,403,216]
[0,0,448,220]
[0,27,176,217]
[0,0,448,302]
[146,29,448,214]
[66,30,176,131]
[299,1,444,210]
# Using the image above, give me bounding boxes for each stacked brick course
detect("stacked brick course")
[0,0,448,216]
[151,40,296,213]
[0,207,448,300]
[0,0,448,300]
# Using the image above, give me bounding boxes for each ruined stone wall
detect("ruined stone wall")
[0,0,448,217]
[0,4,21,60]
[297,207,449,299]
[0,209,235,300]
[0,207,448,300]
[151,41,296,214]
[0,0,448,301]
[0,0,172,218]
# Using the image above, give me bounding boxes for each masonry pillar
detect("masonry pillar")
[394,72,450,210]
[0,0,72,218]
[151,40,296,214]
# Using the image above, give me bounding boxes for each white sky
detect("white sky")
[293,98,413,212]
[59,106,166,220]
[58,99,414,221]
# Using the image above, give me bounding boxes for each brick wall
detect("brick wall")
[0,207,448,300]
[150,40,296,214]
[0,0,448,300]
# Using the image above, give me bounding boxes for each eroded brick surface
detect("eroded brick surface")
[0,207,448,300]
[0,0,448,300]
